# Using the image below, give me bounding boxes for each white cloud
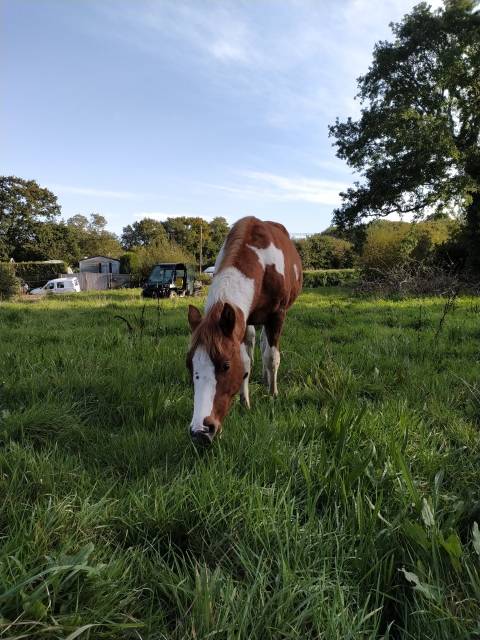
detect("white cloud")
[93,0,444,130]
[51,185,152,199]
[206,171,348,206]
[133,211,231,222]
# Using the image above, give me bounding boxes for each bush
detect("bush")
[127,239,195,283]
[0,263,21,299]
[360,219,458,274]
[303,269,359,287]
[5,261,68,289]
[119,252,139,274]
[196,273,211,286]
[296,234,356,269]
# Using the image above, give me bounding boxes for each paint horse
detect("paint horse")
[186,216,302,445]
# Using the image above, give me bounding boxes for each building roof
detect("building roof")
[79,256,120,262]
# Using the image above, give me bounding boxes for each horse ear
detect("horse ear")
[219,302,236,337]
[188,305,202,332]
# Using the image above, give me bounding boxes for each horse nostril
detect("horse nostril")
[203,418,217,435]
[190,426,213,447]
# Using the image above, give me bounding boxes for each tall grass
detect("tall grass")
[0,288,479,638]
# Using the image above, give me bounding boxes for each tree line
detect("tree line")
[0,174,474,279]
[0,176,229,274]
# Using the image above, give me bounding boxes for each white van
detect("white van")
[30,277,81,295]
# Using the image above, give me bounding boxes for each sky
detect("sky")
[2,0,442,236]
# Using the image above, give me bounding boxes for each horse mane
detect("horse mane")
[218,217,255,270]
[267,221,290,238]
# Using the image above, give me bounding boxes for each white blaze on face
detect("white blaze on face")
[190,346,216,433]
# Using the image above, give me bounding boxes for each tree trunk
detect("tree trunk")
[464,156,480,274]
[465,189,480,273]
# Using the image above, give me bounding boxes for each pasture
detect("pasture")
[0,288,479,639]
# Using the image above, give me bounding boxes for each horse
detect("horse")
[186,216,302,445]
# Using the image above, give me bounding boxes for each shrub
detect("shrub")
[196,273,211,286]
[360,219,458,274]
[129,239,195,282]
[119,252,139,274]
[297,235,356,270]
[0,263,21,299]
[303,269,359,287]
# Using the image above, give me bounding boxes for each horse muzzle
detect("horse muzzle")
[190,418,219,446]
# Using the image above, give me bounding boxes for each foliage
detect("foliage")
[303,268,359,287]
[131,237,194,281]
[119,251,140,275]
[6,261,68,289]
[0,263,20,299]
[329,1,480,271]
[321,223,368,254]
[31,222,82,265]
[196,272,212,286]
[0,176,61,261]
[162,216,229,264]
[296,234,356,269]
[0,288,479,637]
[66,213,122,261]
[360,219,459,272]
[121,218,168,250]
[205,217,230,262]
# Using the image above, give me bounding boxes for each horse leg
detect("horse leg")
[262,311,285,397]
[245,324,255,366]
[260,327,269,386]
[240,325,255,409]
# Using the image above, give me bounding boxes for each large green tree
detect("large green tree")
[161,216,229,264]
[66,213,122,259]
[203,217,230,264]
[0,176,61,260]
[121,217,167,250]
[329,0,480,269]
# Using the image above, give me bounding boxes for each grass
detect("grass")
[0,287,479,639]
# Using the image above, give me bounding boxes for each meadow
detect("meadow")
[0,287,479,639]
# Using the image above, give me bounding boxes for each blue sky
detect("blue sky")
[2,0,441,236]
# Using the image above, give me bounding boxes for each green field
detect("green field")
[0,288,479,639]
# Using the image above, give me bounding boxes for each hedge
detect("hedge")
[302,269,359,287]
[1,261,68,288]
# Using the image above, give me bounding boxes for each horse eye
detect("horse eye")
[222,361,230,372]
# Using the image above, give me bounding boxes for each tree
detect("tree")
[161,216,229,265]
[329,1,480,270]
[205,217,229,263]
[162,217,204,259]
[297,234,355,269]
[121,217,167,250]
[0,176,61,260]
[360,218,459,272]
[33,221,82,264]
[67,214,89,230]
[131,237,195,281]
[66,213,122,259]
[0,263,20,299]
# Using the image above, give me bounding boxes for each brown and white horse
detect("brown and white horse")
[186,216,302,445]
